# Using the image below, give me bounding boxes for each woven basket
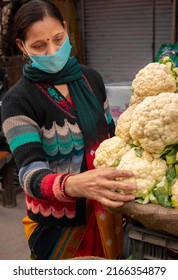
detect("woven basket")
[114,202,178,237]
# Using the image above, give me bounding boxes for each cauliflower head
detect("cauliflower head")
[116,148,167,199]
[130,92,178,154]
[171,179,178,208]
[115,104,136,143]
[93,136,131,168]
[130,62,176,105]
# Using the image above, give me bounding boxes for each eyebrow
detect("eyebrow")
[54,32,64,37]
[31,32,64,45]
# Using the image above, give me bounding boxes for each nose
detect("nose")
[46,42,58,55]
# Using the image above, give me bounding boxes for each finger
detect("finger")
[103,189,135,202]
[100,197,124,208]
[106,181,137,192]
[102,167,134,180]
[115,169,134,177]
[115,193,136,202]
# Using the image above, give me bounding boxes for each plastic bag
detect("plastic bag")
[155,44,178,66]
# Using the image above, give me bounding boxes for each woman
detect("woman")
[1,0,137,260]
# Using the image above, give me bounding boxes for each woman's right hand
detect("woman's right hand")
[65,167,137,208]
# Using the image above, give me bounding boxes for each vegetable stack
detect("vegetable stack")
[94,57,178,209]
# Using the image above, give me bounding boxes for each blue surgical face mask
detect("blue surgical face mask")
[24,36,72,73]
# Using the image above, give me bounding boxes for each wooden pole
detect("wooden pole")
[172,0,177,44]
[152,0,155,61]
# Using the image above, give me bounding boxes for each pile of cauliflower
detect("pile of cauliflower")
[94,56,178,209]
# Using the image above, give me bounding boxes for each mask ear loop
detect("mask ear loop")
[22,42,29,58]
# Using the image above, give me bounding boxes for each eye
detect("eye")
[33,44,45,50]
[55,37,63,45]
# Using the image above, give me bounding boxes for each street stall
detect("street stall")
[94,55,178,260]
[0,0,178,260]
[122,2,178,260]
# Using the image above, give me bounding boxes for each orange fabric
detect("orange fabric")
[0,151,11,161]
[0,151,12,169]
[94,201,123,259]
[51,200,123,259]
[22,216,39,240]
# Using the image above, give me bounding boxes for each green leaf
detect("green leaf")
[142,194,150,204]
[157,194,172,208]
[134,147,144,157]
[160,144,178,164]
[152,176,173,198]
[135,198,144,204]
[111,160,120,167]
[149,192,158,204]
[174,164,178,177]
[171,197,178,208]
[166,165,176,185]
[130,140,140,148]
[166,154,177,165]
[173,67,178,76]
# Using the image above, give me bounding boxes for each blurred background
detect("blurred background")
[0,0,178,88]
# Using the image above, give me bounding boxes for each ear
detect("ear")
[16,39,28,56]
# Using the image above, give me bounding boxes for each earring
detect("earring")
[23,53,29,58]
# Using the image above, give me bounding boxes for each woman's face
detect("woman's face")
[16,16,68,56]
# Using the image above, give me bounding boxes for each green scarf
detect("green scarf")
[23,57,109,150]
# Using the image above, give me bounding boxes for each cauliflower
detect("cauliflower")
[171,179,178,208]
[93,136,131,168]
[116,148,167,200]
[115,104,136,143]
[130,61,177,105]
[101,57,178,208]
[130,92,178,154]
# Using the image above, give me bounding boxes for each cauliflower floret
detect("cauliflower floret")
[130,92,178,154]
[116,148,167,198]
[115,104,136,143]
[171,180,178,208]
[130,62,176,105]
[94,136,131,168]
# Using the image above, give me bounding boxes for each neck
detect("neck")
[54,84,70,100]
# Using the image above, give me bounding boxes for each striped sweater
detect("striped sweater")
[2,65,115,226]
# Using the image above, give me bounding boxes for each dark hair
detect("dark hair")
[13,0,64,42]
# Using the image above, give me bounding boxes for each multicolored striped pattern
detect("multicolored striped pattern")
[2,66,115,226]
